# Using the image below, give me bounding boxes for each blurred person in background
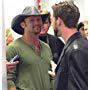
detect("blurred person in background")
[83,20,88,39]
[39,9,64,64]
[6,28,14,45]
[77,21,88,40]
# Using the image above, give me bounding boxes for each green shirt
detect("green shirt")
[6,38,53,90]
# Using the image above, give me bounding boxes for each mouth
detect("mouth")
[33,25,41,29]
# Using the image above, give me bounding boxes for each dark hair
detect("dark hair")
[77,22,84,31]
[52,1,80,28]
[43,13,51,24]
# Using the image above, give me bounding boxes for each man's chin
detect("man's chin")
[35,31,41,35]
[57,32,62,37]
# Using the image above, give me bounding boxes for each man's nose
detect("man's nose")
[34,20,41,25]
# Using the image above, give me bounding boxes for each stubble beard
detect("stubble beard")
[33,26,41,35]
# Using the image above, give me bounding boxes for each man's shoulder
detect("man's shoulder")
[66,37,88,54]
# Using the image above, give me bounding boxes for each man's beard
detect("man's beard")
[54,29,62,37]
[33,26,41,35]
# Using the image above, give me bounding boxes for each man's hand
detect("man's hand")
[9,86,17,90]
[6,61,19,73]
[48,60,57,77]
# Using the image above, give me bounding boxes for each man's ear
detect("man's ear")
[20,22,25,29]
[57,17,62,26]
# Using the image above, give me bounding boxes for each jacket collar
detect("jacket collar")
[65,32,82,50]
[56,32,82,73]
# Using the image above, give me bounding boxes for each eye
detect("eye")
[37,18,42,22]
[30,19,34,22]
[81,27,84,31]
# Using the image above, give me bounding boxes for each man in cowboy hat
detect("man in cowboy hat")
[6,6,53,90]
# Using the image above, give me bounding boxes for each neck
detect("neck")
[61,26,78,43]
[22,33,40,47]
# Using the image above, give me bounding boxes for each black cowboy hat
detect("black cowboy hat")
[11,6,49,35]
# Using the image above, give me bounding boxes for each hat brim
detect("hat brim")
[11,13,49,35]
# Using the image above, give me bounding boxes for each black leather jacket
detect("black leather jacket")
[55,32,88,90]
